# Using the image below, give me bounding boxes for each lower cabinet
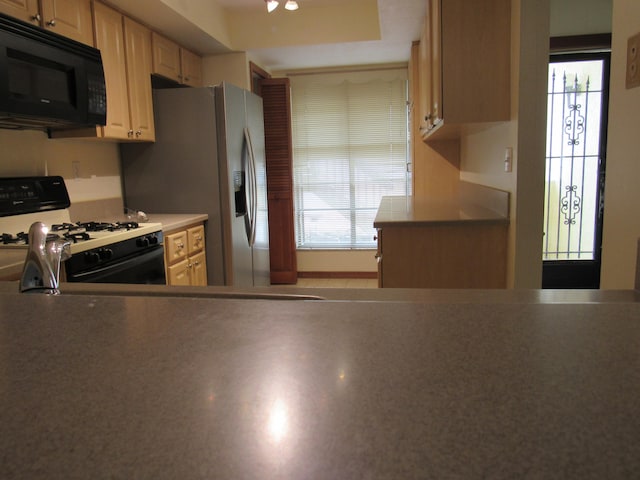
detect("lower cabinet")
[377,222,508,288]
[164,223,207,286]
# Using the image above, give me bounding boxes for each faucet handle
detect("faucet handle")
[19,222,70,295]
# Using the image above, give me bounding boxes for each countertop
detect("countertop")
[374,195,508,227]
[1,282,640,478]
[0,213,208,280]
[143,213,208,232]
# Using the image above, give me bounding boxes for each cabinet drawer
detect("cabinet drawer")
[165,230,188,264]
[187,225,205,254]
[167,258,190,285]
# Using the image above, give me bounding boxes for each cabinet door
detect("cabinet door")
[92,2,131,139]
[167,258,190,286]
[123,17,155,141]
[417,12,431,131]
[0,0,39,24]
[151,32,181,83]
[187,225,205,254]
[375,228,383,288]
[428,0,441,126]
[189,251,207,286]
[180,48,202,87]
[40,0,93,46]
[165,230,188,264]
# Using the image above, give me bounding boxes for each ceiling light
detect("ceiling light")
[284,0,299,10]
[265,0,279,13]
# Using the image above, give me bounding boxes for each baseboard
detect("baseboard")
[297,271,378,279]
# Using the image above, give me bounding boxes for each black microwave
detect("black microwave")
[0,13,106,130]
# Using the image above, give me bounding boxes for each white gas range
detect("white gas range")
[0,176,166,284]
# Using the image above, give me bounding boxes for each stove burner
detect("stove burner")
[78,221,139,232]
[51,223,78,232]
[64,232,91,243]
[1,232,62,245]
[1,232,28,245]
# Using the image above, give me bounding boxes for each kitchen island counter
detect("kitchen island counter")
[1,283,639,478]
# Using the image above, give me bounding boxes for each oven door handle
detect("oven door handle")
[66,246,166,284]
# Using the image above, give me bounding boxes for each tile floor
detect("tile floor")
[294,277,378,288]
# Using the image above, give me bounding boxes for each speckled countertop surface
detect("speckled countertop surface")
[1,285,640,478]
[374,196,508,227]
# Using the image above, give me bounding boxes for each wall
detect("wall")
[202,52,251,90]
[600,0,640,288]
[0,130,123,215]
[458,0,549,289]
[550,0,612,36]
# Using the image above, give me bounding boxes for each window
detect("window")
[290,69,409,249]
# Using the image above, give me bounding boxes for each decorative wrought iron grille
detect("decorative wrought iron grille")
[543,60,604,261]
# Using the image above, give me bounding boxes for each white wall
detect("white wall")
[600,0,640,288]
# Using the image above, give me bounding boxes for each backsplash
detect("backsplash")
[0,129,124,219]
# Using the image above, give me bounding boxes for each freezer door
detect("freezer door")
[244,89,271,287]
[216,83,254,287]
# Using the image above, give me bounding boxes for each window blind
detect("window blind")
[290,70,409,249]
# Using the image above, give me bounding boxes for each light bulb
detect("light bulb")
[266,0,279,12]
[285,0,298,10]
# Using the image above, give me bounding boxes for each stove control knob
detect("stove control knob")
[148,235,159,245]
[98,248,113,260]
[137,236,150,248]
[84,251,100,264]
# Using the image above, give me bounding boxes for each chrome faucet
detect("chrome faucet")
[19,222,71,294]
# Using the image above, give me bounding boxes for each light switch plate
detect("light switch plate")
[626,32,640,89]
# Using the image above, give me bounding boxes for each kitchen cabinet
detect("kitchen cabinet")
[376,223,507,288]
[0,0,92,45]
[53,2,155,141]
[165,223,207,286]
[418,0,511,140]
[122,16,155,140]
[374,190,509,289]
[151,32,202,87]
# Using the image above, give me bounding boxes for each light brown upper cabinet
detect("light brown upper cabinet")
[54,2,154,141]
[151,32,202,87]
[0,0,93,45]
[419,0,511,141]
[123,16,155,140]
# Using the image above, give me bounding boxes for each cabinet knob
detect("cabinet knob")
[127,130,134,138]
[135,130,142,137]
[31,13,41,22]
[177,242,184,249]
[46,19,56,27]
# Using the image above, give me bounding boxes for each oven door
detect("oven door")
[65,245,166,284]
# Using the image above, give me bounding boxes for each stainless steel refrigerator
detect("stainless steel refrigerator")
[120,83,270,287]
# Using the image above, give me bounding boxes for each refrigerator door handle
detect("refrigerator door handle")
[243,127,258,247]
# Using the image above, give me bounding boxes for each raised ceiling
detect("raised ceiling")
[104,0,426,72]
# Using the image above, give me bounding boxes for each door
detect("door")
[542,52,610,288]
[245,89,271,286]
[217,83,254,287]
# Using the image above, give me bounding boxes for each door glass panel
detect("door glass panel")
[543,59,604,261]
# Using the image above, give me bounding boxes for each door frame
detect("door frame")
[542,35,611,289]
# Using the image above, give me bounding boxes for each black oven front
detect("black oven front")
[64,232,166,285]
